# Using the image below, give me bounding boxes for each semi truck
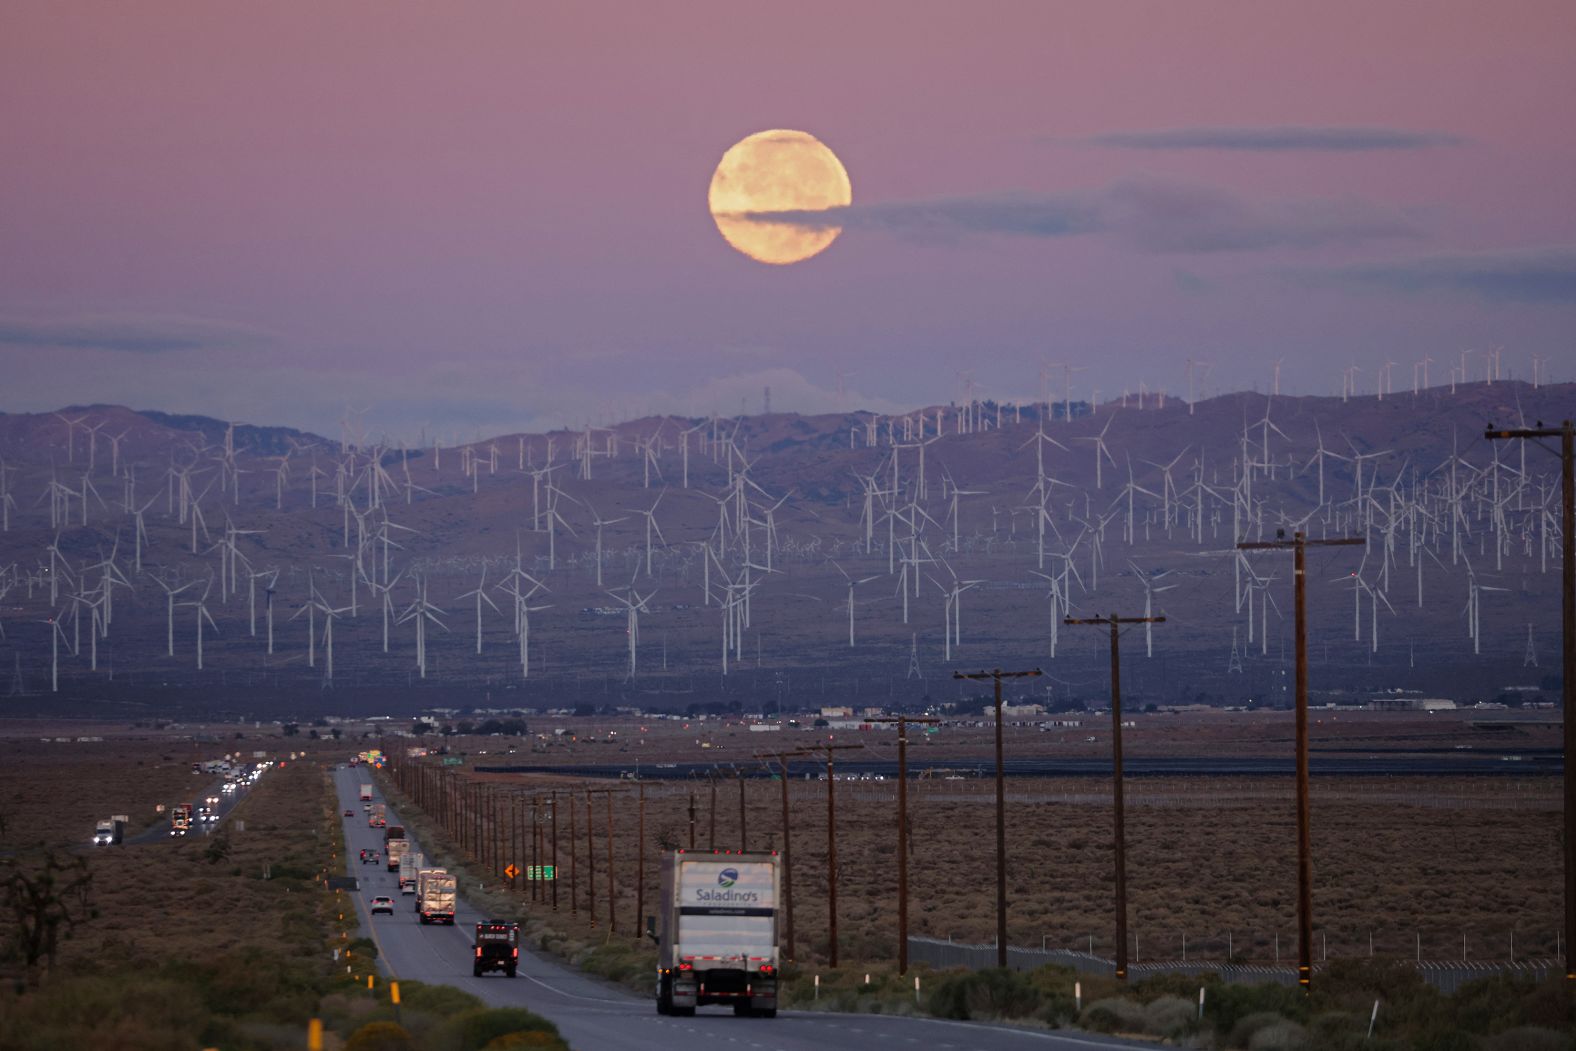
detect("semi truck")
[171,803,194,836]
[92,815,128,846]
[368,803,386,828]
[399,851,423,894]
[359,783,373,802]
[651,850,780,1018]
[386,838,409,873]
[417,870,457,925]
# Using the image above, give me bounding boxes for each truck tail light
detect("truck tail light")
[678,962,693,971]
[475,947,482,957]
[758,965,774,975]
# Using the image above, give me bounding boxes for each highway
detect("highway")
[333,767,1156,1051]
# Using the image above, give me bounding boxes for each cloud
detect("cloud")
[0,312,273,354]
[1292,245,1576,303]
[746,176,1421,254]
[1088,126,1465,152]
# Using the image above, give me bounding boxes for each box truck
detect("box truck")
[386,838,409,873]
[417,870,457,925]
[650,850,779,1017]
[399,851,423,894]
[359,783,373,802]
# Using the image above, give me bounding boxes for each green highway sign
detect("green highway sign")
[527,865,556,880]
[441,757,463,766]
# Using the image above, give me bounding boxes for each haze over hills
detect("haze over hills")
[0,382,1567,720]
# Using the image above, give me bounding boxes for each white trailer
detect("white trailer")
[651,850,779,1018]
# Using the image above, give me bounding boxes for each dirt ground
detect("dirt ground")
[437,768,1560,967]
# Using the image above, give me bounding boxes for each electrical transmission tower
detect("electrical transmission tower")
[906,634,923,679]
[1524,623,1538,667]
[1227,627,1244,674]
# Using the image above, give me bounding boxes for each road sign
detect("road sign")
[527,865,556,880]
[504,864,518,880]
[441,757,463,766]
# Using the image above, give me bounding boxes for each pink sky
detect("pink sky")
[2,1,1572,436]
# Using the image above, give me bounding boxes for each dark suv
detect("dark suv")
[473,920,520,978]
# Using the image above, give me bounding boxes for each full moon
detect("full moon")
[708,129,852,265]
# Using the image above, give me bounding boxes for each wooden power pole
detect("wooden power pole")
[754,750,801,961]
[1064,613,1165,980]
[1486,419,1574,989]
[789,742,864,967]
[1238,530,1364,993]
[954,667,1042,967]
[871,716,939,974]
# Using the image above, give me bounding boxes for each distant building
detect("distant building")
[1367,698,1457,712]
[820,706,853,718]
[999,703,1045,719]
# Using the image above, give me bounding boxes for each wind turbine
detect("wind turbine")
[586,502,627,587]
[455,568,499,654]
[635,490,668,577]
[607,575,655,680]
[155,577,201,656]
[830,560,880,648]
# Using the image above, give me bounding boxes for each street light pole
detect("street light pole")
[1064,613,1165,980]
[954,667,1042,967]
[1239,531,1364,993]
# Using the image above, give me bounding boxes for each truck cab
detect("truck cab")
[473,920,520,977]
[652,850,779,1018]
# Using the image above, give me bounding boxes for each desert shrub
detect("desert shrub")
[1229,1011,1297,1048]
[1246,1018,1309,1051]
[390,979,483,1018]
[1143,994,1197,1037]
[1208,981,1309,1036]
[926,967,1042,1020]
[346,1021,416,1051]
[483,1033,570,1050]
[443,1007,562,1051]
[1081,996,1145,1034]
[347,936,380,959]
[1479,1027,1574,1051]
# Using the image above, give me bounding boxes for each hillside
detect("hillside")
[0,382,1567,718]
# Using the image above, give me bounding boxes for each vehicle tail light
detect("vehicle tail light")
[512,948,519,957]
[678,962,692,971]
[475,947,482,957]
[759,965,774,975]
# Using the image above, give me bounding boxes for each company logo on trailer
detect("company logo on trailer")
[694,866,760,905]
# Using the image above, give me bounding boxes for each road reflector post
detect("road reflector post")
[307,1018,323,1051]
[391,980,402,1025]
[367,975,374,989]
[1075,980,1082,1012]
[1198,986,1205,1021]
[814,974,819,999]
[914,975,921,1004]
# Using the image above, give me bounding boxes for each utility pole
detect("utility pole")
[568,790,578,917]
[871,716,940,974]
[738,767,748,851]
[549,791,559,912]
[1486,419,1573,990]
[687,784,696,849]
[1064,613,1165,980]
[754,750,799,961]
[789,742,864,968]
[586,787,597,928]
[636,781,646,941]
[954,667,1042,966]
[1238,530,1364,993]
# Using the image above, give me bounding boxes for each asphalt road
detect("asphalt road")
[126,769,259,844]
[333,768,1156,1051]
